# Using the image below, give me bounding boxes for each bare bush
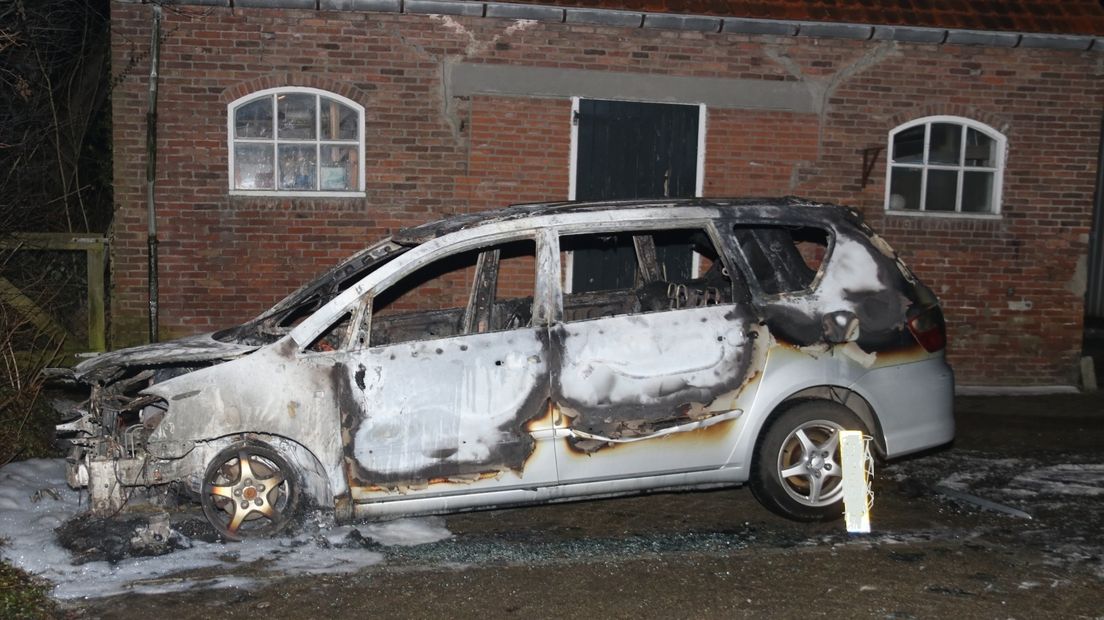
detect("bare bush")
[0,260,63,466]
[0,0,111,461]
[0,0,112,233]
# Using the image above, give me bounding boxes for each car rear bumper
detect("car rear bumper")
[852,356,955,458]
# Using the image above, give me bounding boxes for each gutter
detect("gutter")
[127,0,1104,52]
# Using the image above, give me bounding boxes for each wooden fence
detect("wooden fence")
[0,233,107,352]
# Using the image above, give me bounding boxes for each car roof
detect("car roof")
[393,196,862,244]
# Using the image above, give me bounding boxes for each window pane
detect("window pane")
[278,144,317,190]
[925,169,958,211]
[277,93,316,139]
[888,167,921,211]
[234,144,274,189]
[320,145,357,190]
[965,128,996,167]
[929,123,962,165]
[962,171,994,213]
[892,125,925,164]
[235,97,273,139]
[320,98,358,141]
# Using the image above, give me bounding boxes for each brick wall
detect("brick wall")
[109,2,1104,385]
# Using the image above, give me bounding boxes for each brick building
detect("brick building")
[108,0,1104,387]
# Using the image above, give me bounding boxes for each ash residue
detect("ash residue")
[56,513,195,564]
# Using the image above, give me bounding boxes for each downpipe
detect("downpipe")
[146,5,162,342]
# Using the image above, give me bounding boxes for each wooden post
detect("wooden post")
[86,241,106,351]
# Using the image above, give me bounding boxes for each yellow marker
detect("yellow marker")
[840,430,871,533]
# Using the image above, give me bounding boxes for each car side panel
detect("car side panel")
[849,356,955,457]
[550,304,769,482]
[340,327,559,501]
[143,341,348,503]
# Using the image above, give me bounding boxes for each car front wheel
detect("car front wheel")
[201,440,301,540]
[750,400,866,522]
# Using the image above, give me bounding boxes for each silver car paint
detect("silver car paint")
[56,199,955,520]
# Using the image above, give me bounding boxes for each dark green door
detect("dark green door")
[572,99,700,292]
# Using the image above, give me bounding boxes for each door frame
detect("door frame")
[565,96,708,293]
[336,229,560,503]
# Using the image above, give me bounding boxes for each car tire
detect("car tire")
[750,400,866,522]
[201,440,301,540]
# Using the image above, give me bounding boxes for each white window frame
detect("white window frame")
[884,115,1006,217]
[228,87,366,197]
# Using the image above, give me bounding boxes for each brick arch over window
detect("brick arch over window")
[219,74,367,106]
[888,105,1010,136]
[884,115,1006,216]
[228,85,366,197]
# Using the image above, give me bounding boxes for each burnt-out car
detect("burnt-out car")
[52,198,953,539]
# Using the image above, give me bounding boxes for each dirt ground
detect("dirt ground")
[68,393,1104,619]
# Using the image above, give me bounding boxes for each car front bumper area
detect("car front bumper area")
[58,407,200,514]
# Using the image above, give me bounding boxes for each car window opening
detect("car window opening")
[733,225,831,295]
[368,239,537,347]
[560,228,735,323]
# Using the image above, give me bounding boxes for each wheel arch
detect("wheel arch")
[747,395,867,521]
[197,432,335,511]
[760,385,886,456]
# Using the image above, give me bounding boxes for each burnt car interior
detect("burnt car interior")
[316,227,742,350]
[732,225,830,295]
[560,227,733,322]
[368,239,538,347]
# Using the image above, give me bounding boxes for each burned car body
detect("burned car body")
[54,198,954,538]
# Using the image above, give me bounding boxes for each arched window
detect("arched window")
[228,87,364,196]
[885,116,1005,215]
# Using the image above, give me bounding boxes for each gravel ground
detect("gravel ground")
[66,393,1104,619]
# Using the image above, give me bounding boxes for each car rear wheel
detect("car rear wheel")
[201,440,301,540]
[750,400,865,522]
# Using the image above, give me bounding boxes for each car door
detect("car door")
[550,222,769,484]
[321,233,558,503]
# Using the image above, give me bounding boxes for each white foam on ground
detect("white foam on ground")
[927,458,1104,501]
[0,459,450,600]
[932,456,1025,491]
[359,516,453,546]
[1010,464,1104,497]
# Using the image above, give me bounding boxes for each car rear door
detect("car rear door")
[549,221,768,484]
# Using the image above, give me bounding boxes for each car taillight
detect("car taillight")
[907,305,947,353]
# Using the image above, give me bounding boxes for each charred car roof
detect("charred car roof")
[393,196,864,244]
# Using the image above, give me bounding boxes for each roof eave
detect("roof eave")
[141,0,1104,51]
